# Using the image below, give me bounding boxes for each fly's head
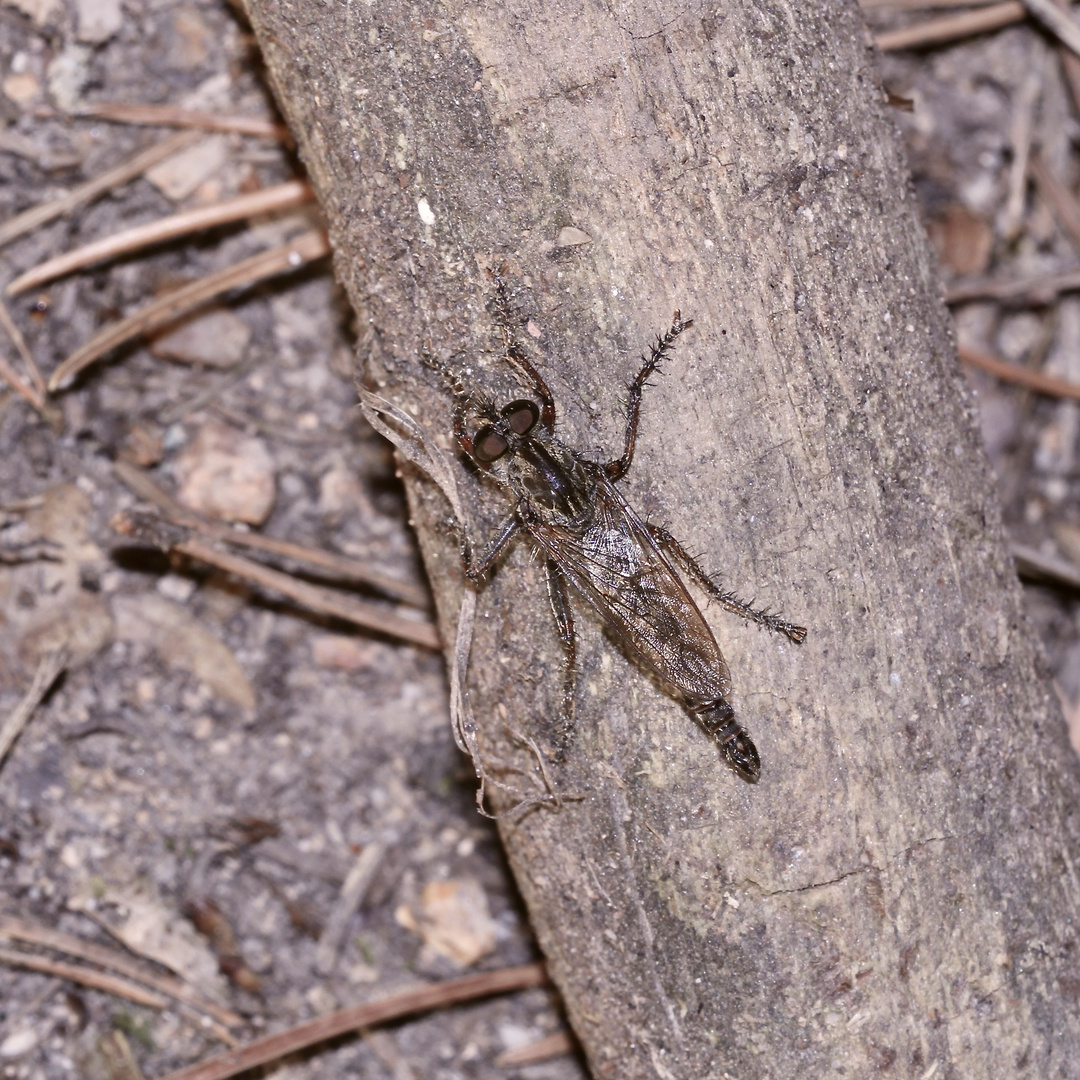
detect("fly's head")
[423,356,520,482]
[454,393,543,483]
[424,352,542,475]
[427,336,594,527]
[454,388,594,528]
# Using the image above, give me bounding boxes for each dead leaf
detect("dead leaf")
[185,896,261,993]
[25,482,94,556]
[2,71,41,106]
[927,203,993,277]
[119,422,164,468]
[396,878,497,968]
[3,484,113,673]
[556,226,591,247]
[111,593,256,710]
[71,885,226,996]
[20,590,114,667]
[312,634,391,672]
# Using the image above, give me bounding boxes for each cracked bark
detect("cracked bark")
[243,0,1080,1076]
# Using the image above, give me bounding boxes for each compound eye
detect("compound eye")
[473,427,509,463]
[503,399,540,436]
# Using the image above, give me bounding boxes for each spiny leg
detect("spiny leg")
[647,523,807,643]
[605,311,692,481]
[544,558,578,760]
[488,277,557,431]
[422,351,500,461]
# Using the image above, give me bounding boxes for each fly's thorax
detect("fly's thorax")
[509,436,596,528]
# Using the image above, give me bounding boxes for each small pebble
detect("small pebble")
[174,420,275,525]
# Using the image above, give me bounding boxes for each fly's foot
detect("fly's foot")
[696,700,761,783]
[760,613,812,643]
[431,514,478,577]
[457,533,487,583]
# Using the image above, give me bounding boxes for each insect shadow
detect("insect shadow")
[428,290,805,783]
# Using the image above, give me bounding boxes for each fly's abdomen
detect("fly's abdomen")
[696,700,761,783]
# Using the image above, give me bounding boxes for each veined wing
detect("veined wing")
[528,476,731,705]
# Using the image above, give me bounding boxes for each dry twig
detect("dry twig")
[0,646,68,768]
[0,299,53,420]
[7,181,315,296]
[0,127,81,170]
[158,963,550,1080]
[1050,0,1080,108]
[0,297,46,395]
[1021,0,1080,59]
[875,2,1024,50]
[0,344,49,419]
[48,230,331,390]
[0,915,243,1030]
[958,343,1080,401]
[862,0,1009,9]
[947,267,1080,304]
[0,945,169,1010]
[111,511,440,650]
[1001,39,1045,242]
[493,1030,576,1068]
[0,130,202,249]
[314,841,388,975]
[361,1028,418,1080]
[1011,542,1080,591]
[113,460,429,608]
[1030,153,1080,254]
[69,103,290,141]
[176,538,440,650]
[96,1031,148,1080]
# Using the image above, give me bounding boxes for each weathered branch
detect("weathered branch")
[243,0,1080,1076]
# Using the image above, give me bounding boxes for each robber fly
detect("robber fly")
[432,299,805,782]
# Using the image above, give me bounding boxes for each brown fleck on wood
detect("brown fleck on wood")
[242,0,1080,1076]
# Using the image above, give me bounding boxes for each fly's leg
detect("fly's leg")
[488,278,557,431]
[545,559,578,760]
[647,524,808,643]
[422,350,499,460]
[695,700,761,783]
[461,512,522,581]
[605,311,692,481]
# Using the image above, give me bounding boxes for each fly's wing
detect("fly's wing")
[529,479,731,706]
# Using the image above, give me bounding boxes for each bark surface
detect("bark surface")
[243,0,1080,1076]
